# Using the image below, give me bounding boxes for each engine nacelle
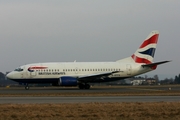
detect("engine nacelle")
[58,76,78,86]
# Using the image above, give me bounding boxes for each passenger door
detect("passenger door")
[28,66,37,78]
[126,64,132,75]
[20,66,25,78]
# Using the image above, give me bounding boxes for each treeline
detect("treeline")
[134,74,180,85]
[0,72,5,80]
[174,74,180,84]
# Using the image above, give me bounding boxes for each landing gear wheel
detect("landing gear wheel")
[25,86,29,90]
[85,84,90,89]
[78,83,90,89]
[78,84,84,89]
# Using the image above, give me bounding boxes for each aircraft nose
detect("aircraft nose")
[6,72,14,79]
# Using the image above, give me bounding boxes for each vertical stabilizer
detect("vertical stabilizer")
[131,30,159,64]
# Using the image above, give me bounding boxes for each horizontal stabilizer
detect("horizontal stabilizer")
[142,61,171,67]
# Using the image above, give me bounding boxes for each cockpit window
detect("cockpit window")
[14,68,23,72]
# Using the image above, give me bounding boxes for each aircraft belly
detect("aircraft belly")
[11,78,58,84]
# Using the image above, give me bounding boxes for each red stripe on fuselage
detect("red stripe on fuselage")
[29,66,47,69]
[140,34,159,48]
[131,54,152,64]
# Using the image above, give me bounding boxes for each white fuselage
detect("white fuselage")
[7,61,152,83]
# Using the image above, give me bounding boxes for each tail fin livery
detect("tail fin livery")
[131,30,159,64]
[116,30,170,67]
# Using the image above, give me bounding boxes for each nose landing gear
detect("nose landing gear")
[25,85,29,90]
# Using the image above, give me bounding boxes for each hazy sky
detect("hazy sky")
[0,0,179,79]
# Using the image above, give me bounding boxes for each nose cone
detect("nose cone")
[6,72,14,79]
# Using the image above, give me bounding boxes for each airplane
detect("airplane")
[6,30,170,90]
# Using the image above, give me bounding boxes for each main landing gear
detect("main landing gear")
[78,83,90,89]
[25,84,29,90]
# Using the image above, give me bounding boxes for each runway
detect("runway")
[0,87,135,94]
[1,86,180,104]
[1,85,179,94]
[0,96,180,104]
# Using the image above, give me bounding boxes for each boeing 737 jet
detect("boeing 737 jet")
[7,31,170,90]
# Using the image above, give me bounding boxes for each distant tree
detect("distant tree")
[0,72,5,80]
[174,75,178,84]
[169,78,174,84]
[161,78,174,84]
[154,75,159,84]
[174,74,180,84]
[137,76,144,79]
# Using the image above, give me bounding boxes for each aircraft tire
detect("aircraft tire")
[78,84,84,89]
[85,84,90,89]
[25,86,29,90]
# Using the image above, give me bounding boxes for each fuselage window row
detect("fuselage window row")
[35,68,121,73]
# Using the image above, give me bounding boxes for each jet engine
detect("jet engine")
[58,76,78,86]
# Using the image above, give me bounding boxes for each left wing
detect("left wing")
[77,71,119,83]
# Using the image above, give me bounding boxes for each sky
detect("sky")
[0,0,179,79]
